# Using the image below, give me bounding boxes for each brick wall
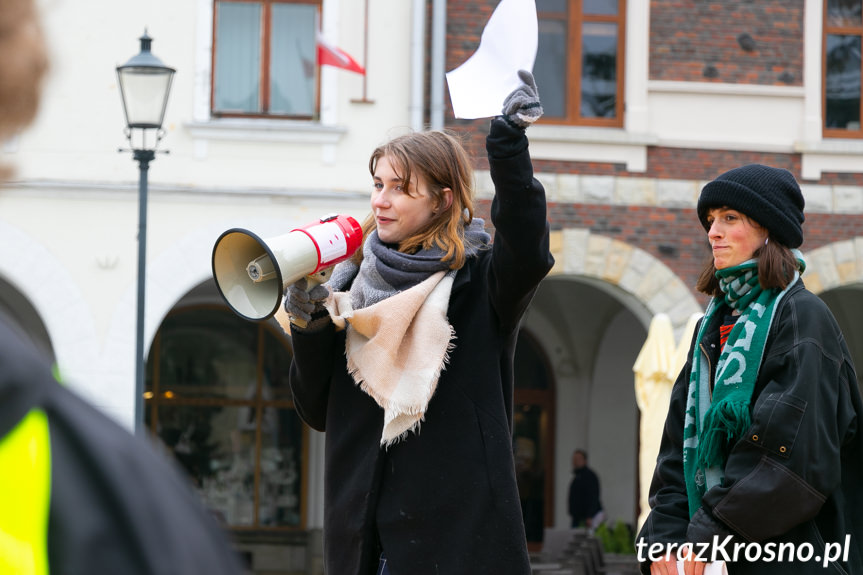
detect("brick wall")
[445,0,807,113]
[474,199,863,305]
[649,0,804,85]
[455,123,863,186]
[444,0,863,186]
[473,201,710,300]
[446,0,863,295]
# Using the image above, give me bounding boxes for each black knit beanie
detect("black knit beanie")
[697,164,805,248]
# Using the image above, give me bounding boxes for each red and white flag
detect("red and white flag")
[317,33,365,75]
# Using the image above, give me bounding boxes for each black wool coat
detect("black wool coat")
[288,118,554,575]
[637,281,863,575]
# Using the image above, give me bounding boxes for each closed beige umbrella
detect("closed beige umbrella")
[634,312,702,530]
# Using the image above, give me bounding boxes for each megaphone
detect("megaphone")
[212,214,363,322]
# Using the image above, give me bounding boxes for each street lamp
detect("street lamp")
[117,30,175,435]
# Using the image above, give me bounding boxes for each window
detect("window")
[145,307,306,529]
[212,0,321,119]
[824,0,863,137]
[534,0,626,127]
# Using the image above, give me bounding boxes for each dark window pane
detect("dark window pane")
[536,0,567,12]
[158,405,256,526]
[270,4,317,116]
[825,34,862,130]
[154,308,259,399]
[214,2,262,113]
[147,305,304,531]
[156,404,303,528]
[581,22,618,119]
[535,18,568,118]
[258,409,304,526]
[827,0,862,27]
[584,0,618,16]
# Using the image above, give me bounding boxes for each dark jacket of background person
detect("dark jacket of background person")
[288,118,554,575]
[0,315,245,575]
[569,464,602,528]
[638,280,863,575]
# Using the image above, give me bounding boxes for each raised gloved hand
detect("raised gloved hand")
[284,277,331,330]
[501,69,543,128]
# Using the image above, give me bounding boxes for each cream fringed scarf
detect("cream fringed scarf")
[327,270,455,446]
[324,219,490,446]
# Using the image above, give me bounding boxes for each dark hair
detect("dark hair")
[574,449,588,460]
[696,237,801,297]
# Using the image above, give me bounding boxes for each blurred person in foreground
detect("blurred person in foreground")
[0,1,244,573]
[283,70,554,574]
[637,164,863,575]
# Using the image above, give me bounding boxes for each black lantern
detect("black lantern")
[117,30,175,131]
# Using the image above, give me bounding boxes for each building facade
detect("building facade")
[2,0,863,572]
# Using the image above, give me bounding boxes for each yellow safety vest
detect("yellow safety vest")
[0,409,51,575]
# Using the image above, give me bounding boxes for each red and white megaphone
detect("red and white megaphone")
[212,214,363,322]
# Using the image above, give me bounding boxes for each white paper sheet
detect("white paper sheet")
[445,0,538,119]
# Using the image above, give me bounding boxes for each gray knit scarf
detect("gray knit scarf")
[328,217,491,308]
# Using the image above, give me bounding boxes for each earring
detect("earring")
[764,237,769,246]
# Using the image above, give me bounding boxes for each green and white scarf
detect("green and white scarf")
[683,252,805,517]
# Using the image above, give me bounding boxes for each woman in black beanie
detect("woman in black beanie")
[637,164,863,575]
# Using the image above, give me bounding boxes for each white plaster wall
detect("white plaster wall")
[3,0,412,429]
[647,82,806,152]
[15,0,413,194]
[587,308,643,527]
[0,183,369,427]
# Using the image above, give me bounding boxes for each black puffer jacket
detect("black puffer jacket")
[289,118,554,575]
[638,280,863,575]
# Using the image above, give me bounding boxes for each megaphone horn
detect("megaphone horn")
[212,214,363,321]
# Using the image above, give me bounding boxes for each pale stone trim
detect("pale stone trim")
[803,238,863,294]
[0,222,103,408]
[548,228,701,334]
[474,171,863,215]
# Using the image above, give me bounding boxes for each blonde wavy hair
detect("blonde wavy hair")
[362,130,476,270]
[0,0,49,177]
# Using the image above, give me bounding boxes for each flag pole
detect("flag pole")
[352,0,373,104]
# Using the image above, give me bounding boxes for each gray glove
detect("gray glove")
[501,69,543,128]
[284,277,331,330]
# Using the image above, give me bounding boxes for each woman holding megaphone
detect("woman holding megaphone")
[283,70,553,575]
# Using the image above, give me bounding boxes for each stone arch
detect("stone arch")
[0,220,100,391]
[548,228,701,334]
[800,238,863,294]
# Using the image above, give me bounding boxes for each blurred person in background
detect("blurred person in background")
[568,449,604,529]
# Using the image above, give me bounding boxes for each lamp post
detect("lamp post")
[117,30,175,435]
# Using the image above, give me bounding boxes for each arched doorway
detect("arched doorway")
[0,276,54,362]
[144,303,308,531]
[817,285,863,394]
[522,274,647,536]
